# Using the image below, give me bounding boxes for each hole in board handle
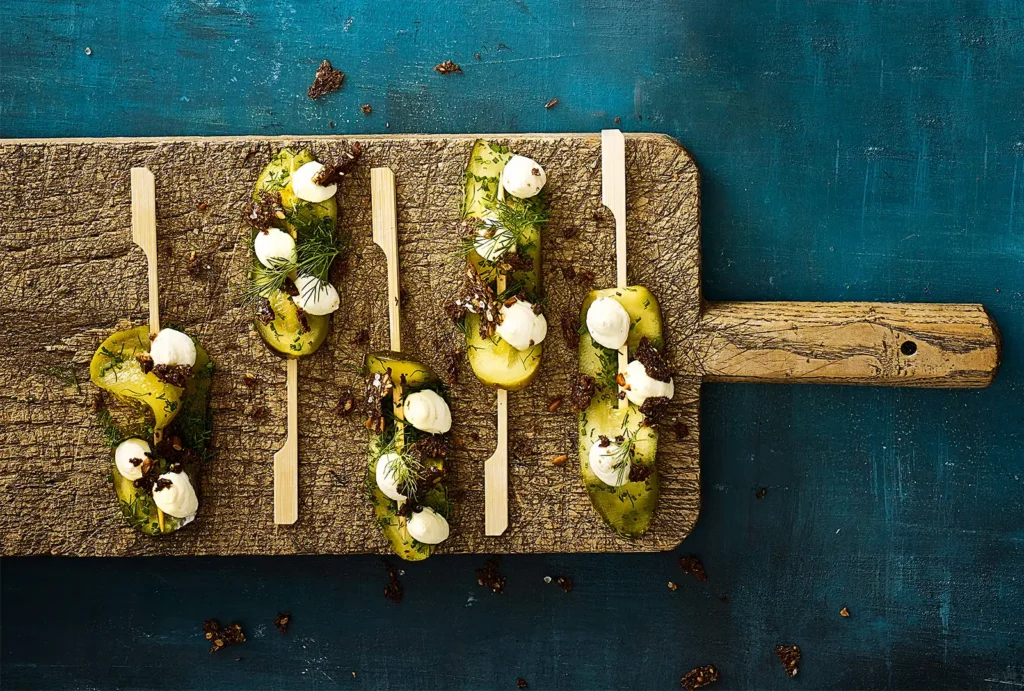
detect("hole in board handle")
[900,341,917,356]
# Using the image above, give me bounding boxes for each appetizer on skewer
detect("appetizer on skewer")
[91,328,214,534]
[574,130,674,538]
[447,141,549,535]
[364,353,454,560]
[364,168,454,561]
[241,145,360,524]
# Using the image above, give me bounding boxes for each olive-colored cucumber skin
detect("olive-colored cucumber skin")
[250,148,337,358]
[363,351,451,561]
[91,327,213,536]
[577,287,665,539]
[460,139,543,390]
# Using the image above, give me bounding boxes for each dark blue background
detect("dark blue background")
[2,1,1022,689]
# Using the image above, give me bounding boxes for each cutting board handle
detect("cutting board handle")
[697,301,1000,388]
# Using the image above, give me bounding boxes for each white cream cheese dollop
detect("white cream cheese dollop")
[622,359,674,406]
[151,471,199,518]
[254,228,297,269]
[291,161,337,203]
[501,155,546,199]
[375,452,407,503]
[589,440,630,487]
[150,328,197,369]
[114,438,151,481]
[293,274,340,315]
[496,300,547,351]
[403,390,452,435]
[407,506,450,544]
[474,215,515,262]
[586,297,631,350]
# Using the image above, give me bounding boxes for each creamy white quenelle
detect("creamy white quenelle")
[150,328,197,368]
[622,359,674,406]
[291,161,337,203]
[474,216,515,262]
[501,155,546,199]
[293,274,340,315]
[403,390,452,435]
[254,227,297,269]
[114,438,151,481]
[496,300,547,351]
[151,471,199,518]
[586,297,631,350]
[375,452,407,502]
[407,506,450,544]
[589,440,630,487]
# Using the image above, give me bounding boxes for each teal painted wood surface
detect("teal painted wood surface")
[2,1,1022,689]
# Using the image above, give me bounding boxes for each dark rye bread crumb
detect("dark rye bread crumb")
[308,60,345,99]
[680,664,720,690]
[634,336,672,382]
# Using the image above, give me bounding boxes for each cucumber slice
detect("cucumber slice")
[92,327,214,535]
[364,351,451,561]
[458,139,544,389]
[578,286,665,538]
[250,148,338,357]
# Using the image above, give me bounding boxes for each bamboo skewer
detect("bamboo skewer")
[371,168,409,537]
[273,358,299,524]
[130,167,167,532]
[601,130,630,411]
[484,183,510,537]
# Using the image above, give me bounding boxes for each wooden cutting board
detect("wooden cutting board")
[0,133,1000,557]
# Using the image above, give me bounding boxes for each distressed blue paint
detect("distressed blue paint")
[2,1,1023,689]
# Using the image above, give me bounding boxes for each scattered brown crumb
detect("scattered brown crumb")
[273,612,291,634]
[575,268,596,284]
[354,328,370,346]
[308,59,345,100]
[680,664,720,691]
[551,455,568,467]
[756,487,767,499]
[628,463,653,483]
[243,191,285,230]
[152,364,191,388]
[363,370,394,434]
[91,393,105,412]
[475,53,481,60]
[567,373,596,412]
[329,121,335,128]
[251,405,270,422]
[383,561,403,604]
[634,336,672,382]
[544,98,559,109]
[434,60,462,74]
[556,576,573,593]
[560,314,580,349]
[135,352,154,374]
[254,297,275,325]
[675,420,689,439]
[614,117,621,125]
[185,250,206,279]
[197,202,209,212]
[336,388,357,416]
[242,372,258,388]
[360,103,373,115]
[840,606,850,618]
[679,555,708,582]
[202,620,246,653]
[476,557,506,594]
[411,433,452,462]
[547,397,563,413]
[516,679,528,689]
[775,645,801,677]
[447,266,500,339]
[668,581,678,591]
[639,396,671,426]
[313,142,362,186]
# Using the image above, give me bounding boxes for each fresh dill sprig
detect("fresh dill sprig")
[374,431,424,499]
[239,257,292,307]
[610,428,638,486]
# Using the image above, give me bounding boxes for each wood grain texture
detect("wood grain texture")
[0,132,702,557]
[697,301,1000,387]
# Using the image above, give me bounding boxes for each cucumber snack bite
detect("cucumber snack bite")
[363,352,454,561]
[575,287,670,538]
[91,325,214,535]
